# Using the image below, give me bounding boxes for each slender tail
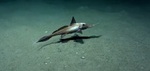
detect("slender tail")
[37,35,52,43]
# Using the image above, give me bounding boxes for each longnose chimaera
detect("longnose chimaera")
[37,17,94,43]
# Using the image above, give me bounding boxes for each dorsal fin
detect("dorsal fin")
[70,17,76,25]
[52,25,68,34]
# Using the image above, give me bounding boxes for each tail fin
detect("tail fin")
[37,35,52,43]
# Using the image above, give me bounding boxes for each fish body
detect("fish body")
[37,17,93,42]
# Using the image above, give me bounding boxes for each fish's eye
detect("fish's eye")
[82,24,85,26]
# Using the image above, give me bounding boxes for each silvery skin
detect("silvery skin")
[37,17,93,43]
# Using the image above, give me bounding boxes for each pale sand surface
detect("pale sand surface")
[0,1,150,71]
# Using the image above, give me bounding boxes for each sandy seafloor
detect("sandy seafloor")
[0,1,150,71]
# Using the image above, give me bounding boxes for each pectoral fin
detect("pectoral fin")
[77,28,82,34]
[78,30,82,34]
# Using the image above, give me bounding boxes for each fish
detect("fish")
[37,17,94,43]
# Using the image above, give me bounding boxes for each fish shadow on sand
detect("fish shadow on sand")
[39,35,102,50]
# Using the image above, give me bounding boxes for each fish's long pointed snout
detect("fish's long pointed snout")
[81,24,95,30]
[87,23,98,28]
[88,24,95,28]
